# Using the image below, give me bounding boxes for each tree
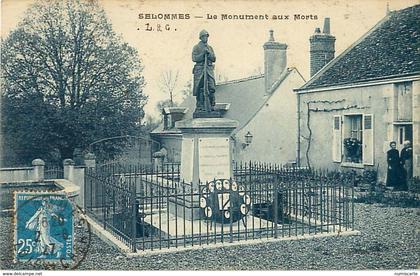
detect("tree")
[159,70,179,107]
[155,79,192,114]
[1,0,147,165]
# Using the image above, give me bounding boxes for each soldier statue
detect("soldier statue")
[192,30,217,115]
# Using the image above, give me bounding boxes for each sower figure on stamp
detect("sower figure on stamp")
[192,30,217,115]
[25,199,64,258]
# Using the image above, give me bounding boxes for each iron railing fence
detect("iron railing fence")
[44,166,64,180]
[85,162,355,252]
[85,166,138,251]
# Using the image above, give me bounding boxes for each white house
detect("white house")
[295,5,420,182]
[151,30,306,165]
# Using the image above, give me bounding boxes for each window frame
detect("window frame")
[342,113,364,165]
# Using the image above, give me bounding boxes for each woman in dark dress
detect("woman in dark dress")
[386,141,401,187]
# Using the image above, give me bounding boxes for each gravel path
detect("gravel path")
[1,203,419,270]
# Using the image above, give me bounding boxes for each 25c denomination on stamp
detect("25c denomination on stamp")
[14,192,74,263]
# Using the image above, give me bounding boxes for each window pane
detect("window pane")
[334,117,340,130]
[343,114,363,163]
[364,115,372,129]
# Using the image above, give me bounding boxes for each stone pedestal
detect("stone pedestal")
[177,117,238,188]
[169,117,238,220]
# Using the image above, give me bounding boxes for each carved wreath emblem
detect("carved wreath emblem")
[199,179,251,223]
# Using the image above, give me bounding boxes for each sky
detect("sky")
[1,0,419,118]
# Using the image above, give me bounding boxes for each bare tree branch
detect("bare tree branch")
[160,70,179,107]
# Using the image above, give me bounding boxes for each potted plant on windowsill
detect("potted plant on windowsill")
[344,137,362,163]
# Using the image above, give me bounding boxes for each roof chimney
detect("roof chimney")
[263,30,287,93]
[323,18,330,34]
[309,18,336,77]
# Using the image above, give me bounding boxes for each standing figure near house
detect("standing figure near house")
[386,141,402,188]
[192,29,216,115]
[400,140,412,191]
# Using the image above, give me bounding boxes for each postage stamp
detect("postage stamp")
[14,192,74,262]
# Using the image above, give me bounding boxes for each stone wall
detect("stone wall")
[0,167,33,183]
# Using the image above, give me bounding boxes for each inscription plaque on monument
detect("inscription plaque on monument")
[198,137,231,182]
[180,138,194,183]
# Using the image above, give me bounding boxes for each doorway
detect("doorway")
[396,124,413,150]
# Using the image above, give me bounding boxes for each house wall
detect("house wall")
[298,79,419,182]
[234,69,305,164]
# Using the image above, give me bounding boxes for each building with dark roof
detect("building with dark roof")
[295,5,420,182]
[151,30,305,165]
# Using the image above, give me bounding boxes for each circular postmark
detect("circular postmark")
[13,192,92,270]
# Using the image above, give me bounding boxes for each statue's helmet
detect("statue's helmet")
[199,29,209,38]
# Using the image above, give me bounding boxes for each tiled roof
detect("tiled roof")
[215,75,267,132]
[299,4,420,91]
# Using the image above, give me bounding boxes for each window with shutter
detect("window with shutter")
[363,114,374,165]
[332,115,342,162]
[343,115,363,163]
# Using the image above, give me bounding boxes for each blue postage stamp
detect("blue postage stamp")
[14,192,74,262]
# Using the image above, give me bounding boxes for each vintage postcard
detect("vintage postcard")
[1,0,419,274]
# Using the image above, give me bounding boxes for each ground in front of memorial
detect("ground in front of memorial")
[1,202,419,270]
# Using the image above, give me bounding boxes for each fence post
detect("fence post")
[103,176,107,230]
[84,167,90,211]
[63,159,75,182]
[84,153,96,169]
[320,174,323,234]
[32,159,45,182]
[351,181,355,231]
[274,182,278,239]
[131,181,137,252]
